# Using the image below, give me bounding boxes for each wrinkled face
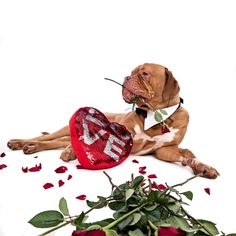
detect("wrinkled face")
[122,63,180,110]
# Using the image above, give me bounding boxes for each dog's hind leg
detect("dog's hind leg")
[154,145,219,179]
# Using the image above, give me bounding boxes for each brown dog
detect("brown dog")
[7,63,219,178]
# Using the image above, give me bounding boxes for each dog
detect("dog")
[7,63,219,178]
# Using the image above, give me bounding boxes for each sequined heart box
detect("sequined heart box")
[69,107,133,170]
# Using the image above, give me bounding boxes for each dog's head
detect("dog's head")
[122,63,180,110]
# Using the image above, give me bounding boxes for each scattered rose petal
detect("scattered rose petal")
[0,152,6,158]
[0,164,7,169]
[204,187,210,195]
[148,174,157,179]
[76,165,84,169]
[55,166,68,173]
[76,194,87,200]
[151,181,159,189]
[29,166,41,172]
[139,166,146,171]
[22,167,28,173]
[43,183,54,189]
[139,169,146,175]
[34,155,38,158]
[58,180,65,187]
[132,159,139,164]
[158,184,167,191]
[72,229,106,236]
[67,174,72,180]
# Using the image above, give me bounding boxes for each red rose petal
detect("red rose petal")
[139,169,146,175]
[151,181,159,189]
[67,174,72,180]
[0,152,6,158]
[148,174,157,179]
[204,187,210,195]
[43,183,54,189]
[76,164,84,169]
[0,164,7,169]
[158,227,186,236]
[22,166,28,173]
[132,159,139,164]
[76,194,87,200]
[139,166,147,171]
[161,126,171,134]
[158,184,167,191]
[29,166,41,172]
[58,180,65,187]
[55,166,68,173]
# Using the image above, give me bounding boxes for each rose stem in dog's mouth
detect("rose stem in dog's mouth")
[104,77,141,109]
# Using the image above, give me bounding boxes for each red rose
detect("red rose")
[158,227,186,236]
[72,229,106,236]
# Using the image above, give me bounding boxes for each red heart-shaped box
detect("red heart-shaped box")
[69,107,133,170]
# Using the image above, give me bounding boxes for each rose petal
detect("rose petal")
[139,169,146,175]
[72,229,106,236]
[204,187,210,195]
[132,159,139,164]
[158,184,167,190]
[151,181,159,189]
[76,165,84,169]
[67,174,72,180]
[43,183,54,189]
[34,155,38,158]
[29,166,41,172]
[161,126,171,134]
[22,167,28,173]
[76,194,87,200]
[139,166,147,171]
[55,166,68,173]
[0,152,6,158]
[58,180,65,187]
[148,174,157,179]
[0,164,7,169]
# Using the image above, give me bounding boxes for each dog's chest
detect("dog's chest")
[132,124,178,155]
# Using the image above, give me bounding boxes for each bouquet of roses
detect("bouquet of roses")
[28,172,235,236]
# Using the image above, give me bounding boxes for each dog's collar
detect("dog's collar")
[136,98,183,130]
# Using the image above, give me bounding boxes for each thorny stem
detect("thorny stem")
[103,171,119,191]
[170,174,201,188]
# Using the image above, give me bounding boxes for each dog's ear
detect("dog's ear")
[162,68,180,101]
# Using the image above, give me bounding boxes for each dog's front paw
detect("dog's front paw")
[7,139,25,150]
[23,142,40,154]
[193,163,220,179]
[60,146,77,162]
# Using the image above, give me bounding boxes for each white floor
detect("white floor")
[1,1,236,235]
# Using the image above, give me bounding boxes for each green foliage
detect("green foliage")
[28,172,236,235]
[28,210,64,228]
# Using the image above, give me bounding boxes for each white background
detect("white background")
[0,0,236,235]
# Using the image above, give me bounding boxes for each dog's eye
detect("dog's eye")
[142,72,149,76]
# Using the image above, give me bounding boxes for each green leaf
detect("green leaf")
[109,201,125,211]
[117,215,134,231]
[148,191,168,204]
[28,210,64,228]
[130,213,142,225]
[128,228,145,236]
[74,212,86,227]
[167,202,181,214]
[154,111,163,122]
[104,229,119,236]
[86,196,107,209]
[167,215,192,232]
[144,204,158,212]
[59,197,70,216]
[159,109,168,115]
[132,176,144,189]
[181,191,193,201]
[198,219,219,235]
[126,189,135,201]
